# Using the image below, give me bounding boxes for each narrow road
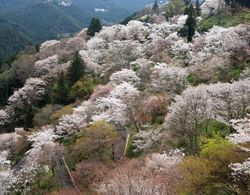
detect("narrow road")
[113,126,127,160]
[52,146,81,194]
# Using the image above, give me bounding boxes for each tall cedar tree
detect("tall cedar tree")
[22,107,34,128]
[152,0,160,14]
[196,0,201,16]
[67,51,85,86]
[53,71,69,105]
[87,17,102,37]
[179,4,196,42]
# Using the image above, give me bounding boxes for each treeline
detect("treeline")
[0,27,31,63]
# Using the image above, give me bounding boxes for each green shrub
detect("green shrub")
[164,0,186,19]
[49,104,73,123]
[39,170,58,191]
[198,119,231,137]
[152,116,164,125]
[244,12,250,20]
[199,10,250,32]
[61,133,78,146]
[178,136,245,194]
[30,169,58,193]
[69,78,94,101]
[33,104,62,127]
[65,155,78,171]
[186,74,200,86]
[218,62,249,82]
[199,15,221,32]
[65,121,119,170]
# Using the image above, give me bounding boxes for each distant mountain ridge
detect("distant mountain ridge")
[0,0,153,62]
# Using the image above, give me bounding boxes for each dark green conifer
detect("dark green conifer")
[152,0,160,14]
[67,51,85,86]
[87,17,102,37]
[195,0,201,16]
[53,71,69,105]
[178,4,196,42]
[22,107,34,128]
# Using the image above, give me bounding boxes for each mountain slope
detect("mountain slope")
[0,0,88,61]
[0,0,153,62]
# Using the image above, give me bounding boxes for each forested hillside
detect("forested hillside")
[0,0,249,194]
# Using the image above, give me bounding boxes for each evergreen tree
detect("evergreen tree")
[184,0,191,6]
[184,0,192,15]
[53,71,69,105]
[87,17,102,37]
[178,4,196,42]
[152,0,160,14]
[21,106,35,128]
[195,0,201,16]
[67,51,85,86]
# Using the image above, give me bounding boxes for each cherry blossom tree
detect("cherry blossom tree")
[92,97,127,125]
[97,150,183,195]
[229,158,250,188]
[40,40,59,51]
[0,150,12,193]
[164,79,250,153]
[87,37,107,50]
[56,82,139,134]
[56,101,94,135]
[96,25,126,42]
[207,79,250,122]
[228,115,250,144]
[125,20,149,42]
[4,136,56,193]
[7,158,40,194]
[133,129,162,153]
[7,78,46,109]
[228,115,250,191]
[79,49,101,73]
[0,132,19,149]
[130,58,154,85]
[164,85,214,153]
[28,126,58,155]
[0,110,8,126]
[110,69,140,85]
[109,40,145,69]
[170,39,193,57]
[90,84,114,101]
[145,149,185,173]
[190,25,249,69]
[38,36,85,61]
[0,78,47,126]
[3,126,58,193]
[151,63,188,93]
[34,54,71,77]
[202,25,247,54]
[93,82,139,125]
[201,0,225,15]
